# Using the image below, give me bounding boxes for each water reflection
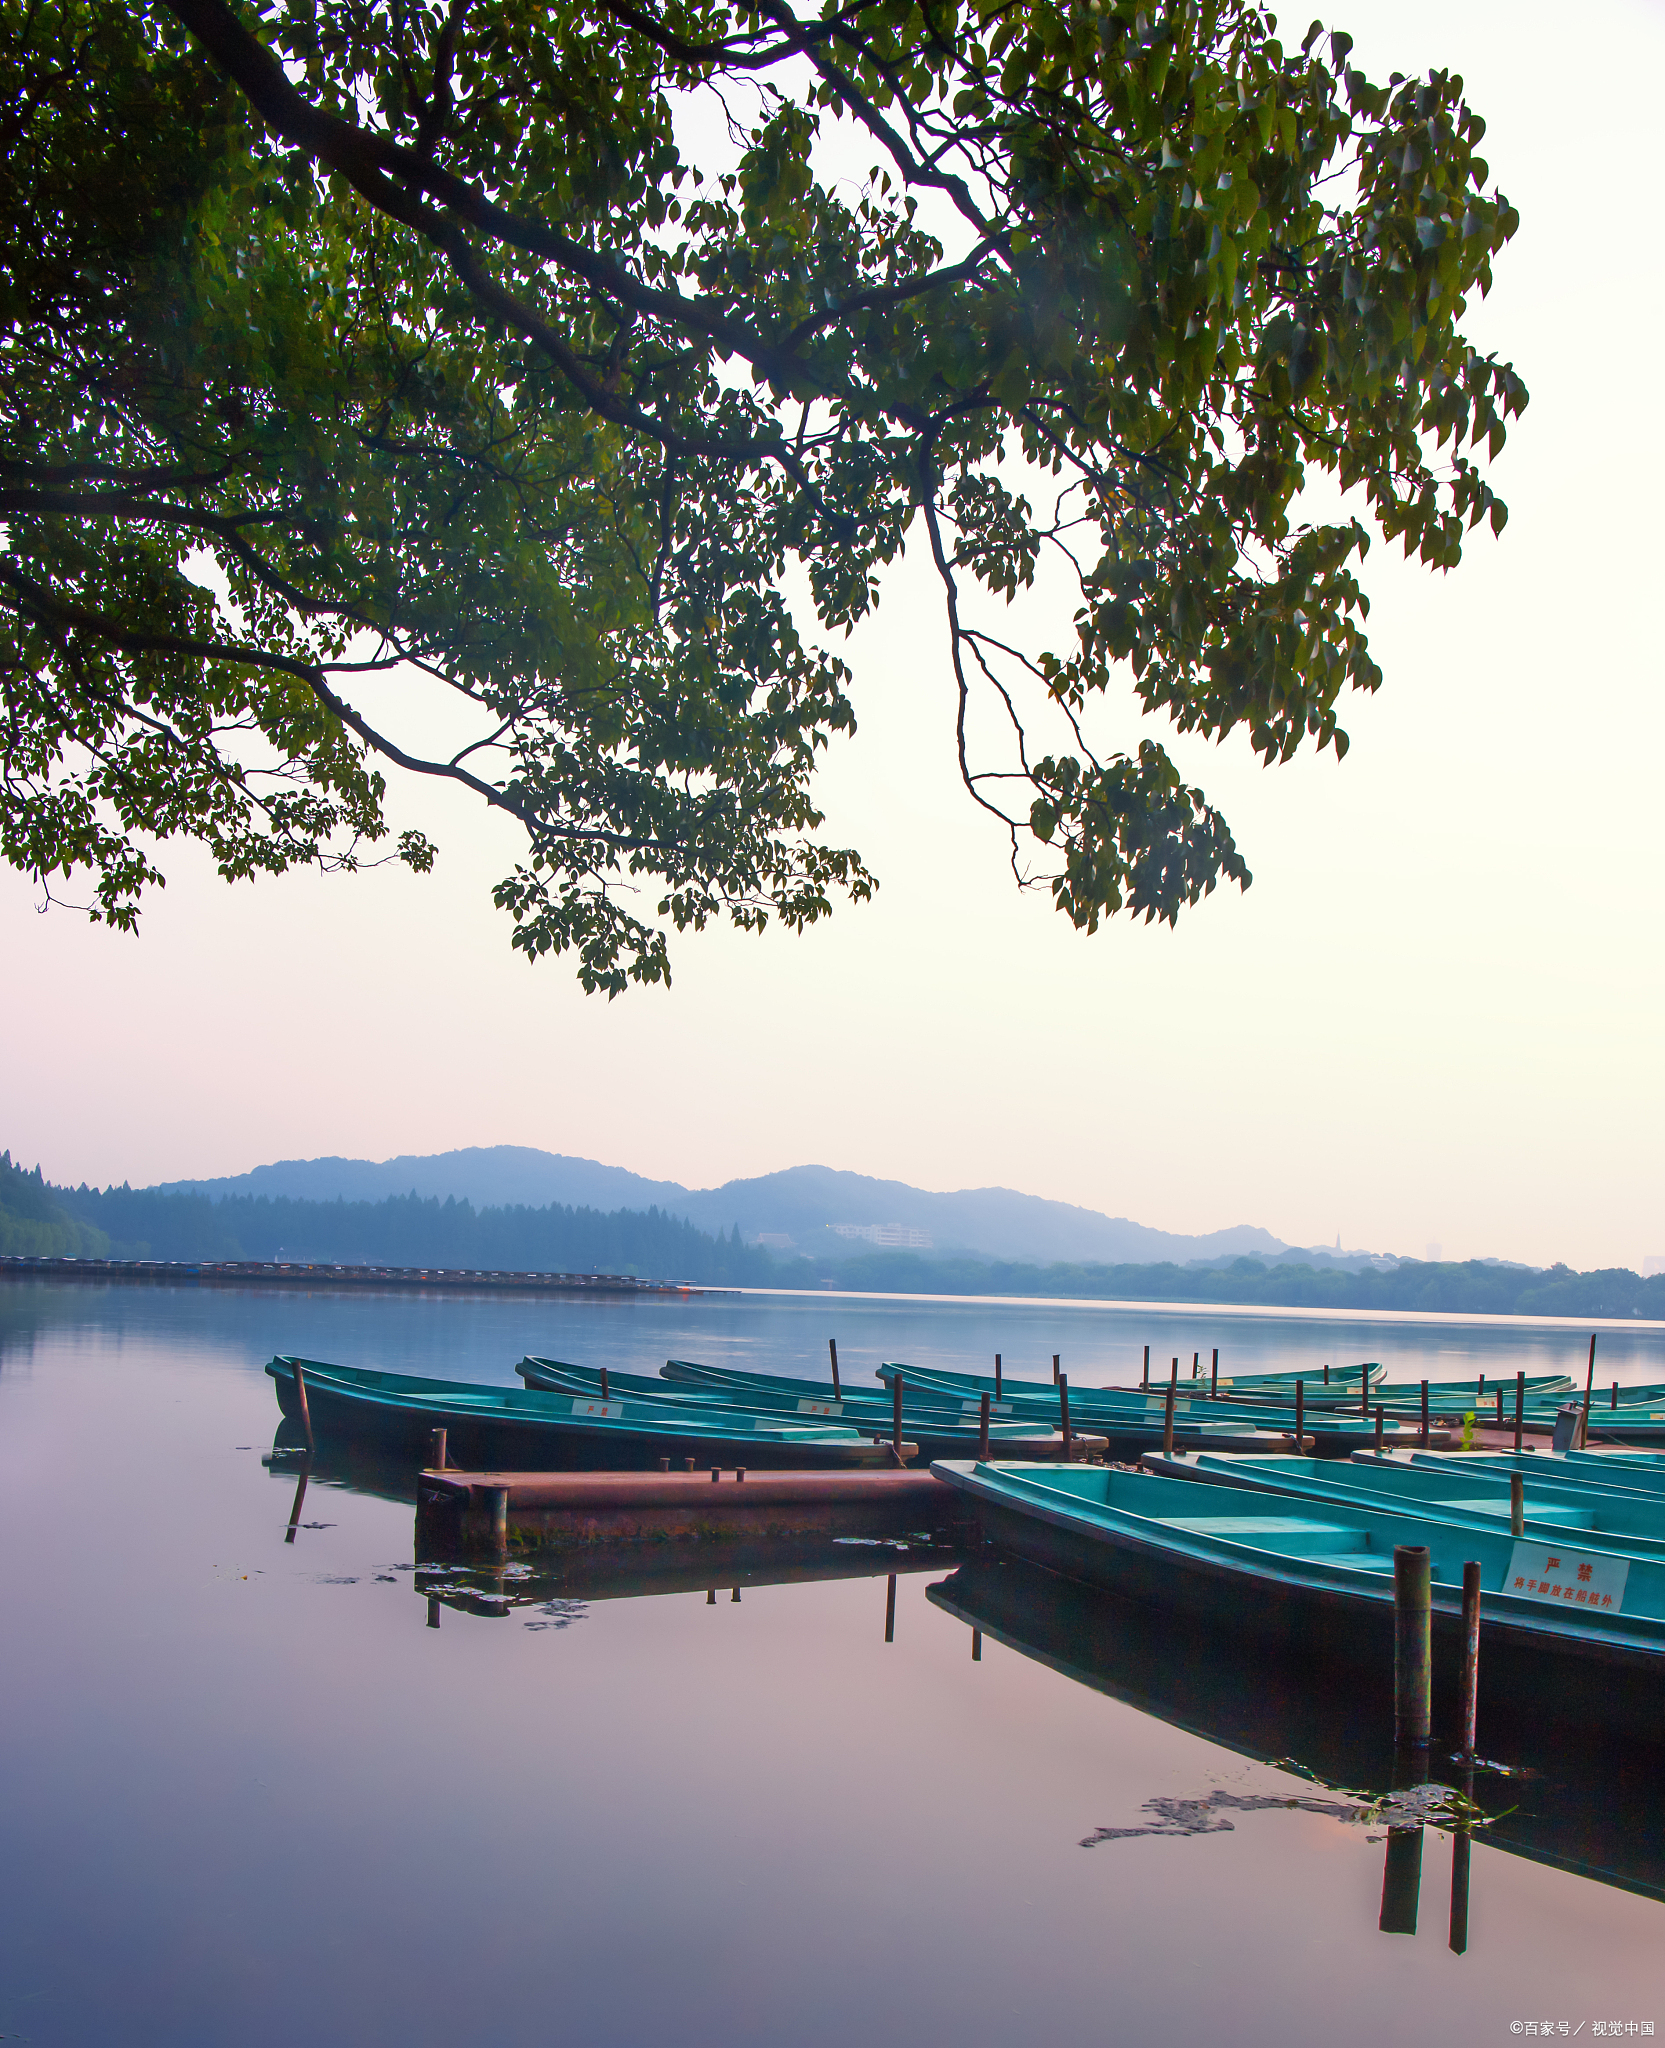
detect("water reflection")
[8,1283,1665,2048]
[283,1456,311,1543]
[1378,1751,1426,1938]
[405,1535,965,1624]
[927,1557,1665,1917]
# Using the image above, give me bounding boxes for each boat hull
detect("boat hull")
[273,1370,894,1470]
[944,1466,1665,1736]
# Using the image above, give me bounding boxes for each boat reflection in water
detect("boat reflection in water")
[268,1429,1664,1949]
[413,1538,963,1624]
[926,1555,1665,1945]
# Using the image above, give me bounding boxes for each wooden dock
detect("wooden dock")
[0,1254,694,1297]
[416,1465,971,1555]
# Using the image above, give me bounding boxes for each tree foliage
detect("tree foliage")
[0,0,1524,987]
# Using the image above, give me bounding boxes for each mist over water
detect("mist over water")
[1,1280,1660,2048]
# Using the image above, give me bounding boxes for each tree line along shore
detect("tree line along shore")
[1,1152,1657,1320]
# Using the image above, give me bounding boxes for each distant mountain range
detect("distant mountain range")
[156,1146,1294,1268]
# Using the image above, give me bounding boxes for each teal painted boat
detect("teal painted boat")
[516,1355,1073,1460]
[866,1363,1421,1452]
[1402,1449,1665,1496]
[658,1357,1309,1457]
[267,1358,899,1468]
[876,1358,1385,1404]
[929,1459,1665,1730]
[1142,1450,1665,1560]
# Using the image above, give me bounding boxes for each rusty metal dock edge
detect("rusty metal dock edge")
[416,1466,973,1554]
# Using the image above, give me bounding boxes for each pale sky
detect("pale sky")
[5,0,1662,1271]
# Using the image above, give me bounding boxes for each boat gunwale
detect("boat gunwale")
[930,1458,1665,1662]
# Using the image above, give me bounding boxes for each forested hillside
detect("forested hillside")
[0,1153,108,1257]
[8,1150,1665,1319]
[819,1250,1665,1320]
[50,1179,774,1284]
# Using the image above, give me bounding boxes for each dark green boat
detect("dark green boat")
[267,1357,899,1468]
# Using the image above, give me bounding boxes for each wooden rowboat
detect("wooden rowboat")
[516,1355,1077,1460]
[929,1458,1665,1732]
[267,1357,903,1469]
[653,1357,1307,1457]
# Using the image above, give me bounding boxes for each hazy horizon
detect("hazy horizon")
[5,0,1662,1273]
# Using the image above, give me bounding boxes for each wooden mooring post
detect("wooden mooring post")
[1458,1560,1482,1763]
[483,1483,509,1555]
[292,1361,315,1452]
[1514,1371,1525,1454]
[1419,1380,1430,1450]
[1510,1473,1524,1537]
[1295,1379,1305,1454]
[1163,1359,1177,1459]
[893,1373,905,1467]
[428,1427,447,1471]
[1142,1345,1149,1389]
[995,1354,1003,1401]
[884,1573,897,1643]
[1060,1374,1073,1460]
[1210,1348,1218,1398]
[1393,1545,1432,1749]
[1375,1404,1384,1453]
[979,1392,990,1462]
[829,1338,841,1399]
[1579,1332,1597,1449]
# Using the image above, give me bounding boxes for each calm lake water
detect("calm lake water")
[1,1280,1661,2047]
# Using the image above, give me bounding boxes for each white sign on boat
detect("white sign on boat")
[1505,1540,1629,1614]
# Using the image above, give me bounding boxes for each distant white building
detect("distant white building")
[827,1223,934,1250]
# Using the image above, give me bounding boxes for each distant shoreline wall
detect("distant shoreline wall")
[0,1255,698,1298]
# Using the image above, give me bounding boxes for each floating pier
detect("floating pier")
[416,1465,971,1555]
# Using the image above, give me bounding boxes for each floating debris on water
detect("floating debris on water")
[1081,1780,1499,1848]
[523,1600,587,1632]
